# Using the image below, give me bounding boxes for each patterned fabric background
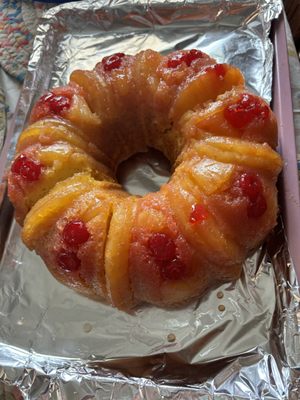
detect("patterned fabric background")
[0,0,51,82]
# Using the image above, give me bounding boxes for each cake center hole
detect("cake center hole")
[117,148,171,196]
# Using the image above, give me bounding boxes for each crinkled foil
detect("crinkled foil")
[1,0,300,399]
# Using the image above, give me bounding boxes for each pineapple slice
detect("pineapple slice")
[39,189,112,299]
[186,158,235,195]
[22,176,127,299]
[164,170,244,266]
[193,137,282,175]
[132,50,161,143]
[153,50,215,130]
[104,196,137,310]
[171,64,244,121]
[204,172,279,253]
[26,185,126,300]
[129,193,176,305]
[70,70,113,118]
[96,54,148,162]
[64,94,102,137]
[180,88,277,148]
[129,191,224,307]
[129,192,204,306]
[172,146,280,260]
[33,84,102,138]
[70,69,132,167]
[22,174,121,248]
[17,119,109,165]
[61,187,127,298]
[9,142,114,223]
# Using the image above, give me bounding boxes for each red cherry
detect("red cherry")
[148,233,176,262]
[224,93,270,129]
[238,173,262,202]
[160,258,186,280]
[31,92,71,122]
[46,93,71,114]
[39,92,70,114]
[62,220,90,246]
[247,194,267,218]
[204,64,226,79]
[102,53,125,72]
[11,154,42,182]
[167,49,205,68]
[189,203,208,224]
[237,173,267,218]
[57,249,81,272]
[167,55,185,69]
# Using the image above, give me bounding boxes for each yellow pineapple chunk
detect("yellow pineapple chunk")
[184,158,234,195]
[37,142,112,182]
[105,197,137,310]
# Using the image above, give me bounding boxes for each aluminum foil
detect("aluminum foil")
[1,0,300,398]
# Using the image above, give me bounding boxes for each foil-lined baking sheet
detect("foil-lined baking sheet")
[1,0,300,398]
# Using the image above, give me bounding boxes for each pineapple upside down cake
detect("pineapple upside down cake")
[7,49,282,310]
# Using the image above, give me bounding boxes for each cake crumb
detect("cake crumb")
[167,333,176,343]
[83,322,93,333]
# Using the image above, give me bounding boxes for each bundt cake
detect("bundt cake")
[8,49,282,310]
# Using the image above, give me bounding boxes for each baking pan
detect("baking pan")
[0,1,299,398]
[273,13,300,283]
